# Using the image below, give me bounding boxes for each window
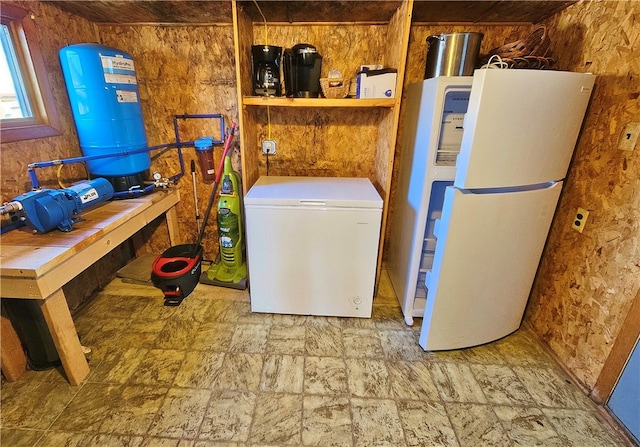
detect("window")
[1,3,60,142]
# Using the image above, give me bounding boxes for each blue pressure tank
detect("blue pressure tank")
[59,44,150,191]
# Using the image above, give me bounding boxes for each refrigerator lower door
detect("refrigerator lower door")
[419,182,563,351]
[245,205,382,318]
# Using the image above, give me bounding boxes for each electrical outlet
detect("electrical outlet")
[618,122,639,152]
[572,207,589,233]
[262,139,276,155]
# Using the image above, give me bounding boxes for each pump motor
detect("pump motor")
[0,178,114,233]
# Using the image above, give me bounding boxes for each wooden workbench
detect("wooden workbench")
[0,188,180,385]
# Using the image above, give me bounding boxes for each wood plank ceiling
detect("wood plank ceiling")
[48,1,578,25]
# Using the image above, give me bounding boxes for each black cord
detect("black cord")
[266,151,270,176]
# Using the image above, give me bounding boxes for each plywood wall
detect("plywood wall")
[245,24,390,183]
[250,107,384,180]
[525,0,640,391]
[0,1,97,199]
[96,23,238,258]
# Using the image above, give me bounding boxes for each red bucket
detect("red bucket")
[151,244,203,305]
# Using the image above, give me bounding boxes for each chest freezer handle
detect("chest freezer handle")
[299,200,327,206]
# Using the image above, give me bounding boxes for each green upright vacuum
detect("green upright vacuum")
[200,152,247,289]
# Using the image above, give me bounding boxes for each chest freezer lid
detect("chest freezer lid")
[245,176,383,209]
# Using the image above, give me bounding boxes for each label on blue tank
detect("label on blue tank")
[100,54,137,85]
[116,90,138,103]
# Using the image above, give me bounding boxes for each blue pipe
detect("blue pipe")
[25,114,227,192]
[113,183,158,198]
[0,220,25,234]
[27,142,185,190]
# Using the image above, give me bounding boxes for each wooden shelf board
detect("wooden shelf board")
[243,96,395,108]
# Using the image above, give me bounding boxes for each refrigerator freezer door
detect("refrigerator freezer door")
[419,182,563,351]
[455,70,595,189]
[387,78,472,325]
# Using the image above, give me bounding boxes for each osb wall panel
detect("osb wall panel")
[526,0,640,391]
[375,109,399,194]
[253,25,388,82]
[96,24,238,258]
[0,1,97,200]
[251,108,384,179]
[375,2,412,280]
[246,24,389,181]
[384,23,533,258]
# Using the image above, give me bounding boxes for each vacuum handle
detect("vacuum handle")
[214,125,236,184]
[192,122,237,256]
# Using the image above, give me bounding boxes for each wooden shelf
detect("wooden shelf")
[242,96,396,108]
[233,0,414,290]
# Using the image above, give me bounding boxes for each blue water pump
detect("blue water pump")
[0,178,114,233]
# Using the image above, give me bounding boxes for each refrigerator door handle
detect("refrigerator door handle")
[433,218,443,238]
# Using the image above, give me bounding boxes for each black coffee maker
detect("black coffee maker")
[283,44,322,98]
[251,45,282,96]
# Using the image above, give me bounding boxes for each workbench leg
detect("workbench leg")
[165,205,180,246]
[40,290,89,386]
[131,232,149,257]
[0,306,27,381]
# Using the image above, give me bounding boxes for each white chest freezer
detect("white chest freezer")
[244,176,383,317]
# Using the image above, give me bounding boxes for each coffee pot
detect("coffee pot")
[251,45,282,96]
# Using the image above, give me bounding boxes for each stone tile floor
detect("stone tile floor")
[1,271,633,446]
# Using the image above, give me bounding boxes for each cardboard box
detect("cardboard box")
[359,64,383,72]
[356,69,397,99]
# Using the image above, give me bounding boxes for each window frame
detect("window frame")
[1,3,61,142]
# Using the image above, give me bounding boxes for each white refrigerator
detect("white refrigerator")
[419,69,595,350]
[391,69,595,350]
[244,176,382,318]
